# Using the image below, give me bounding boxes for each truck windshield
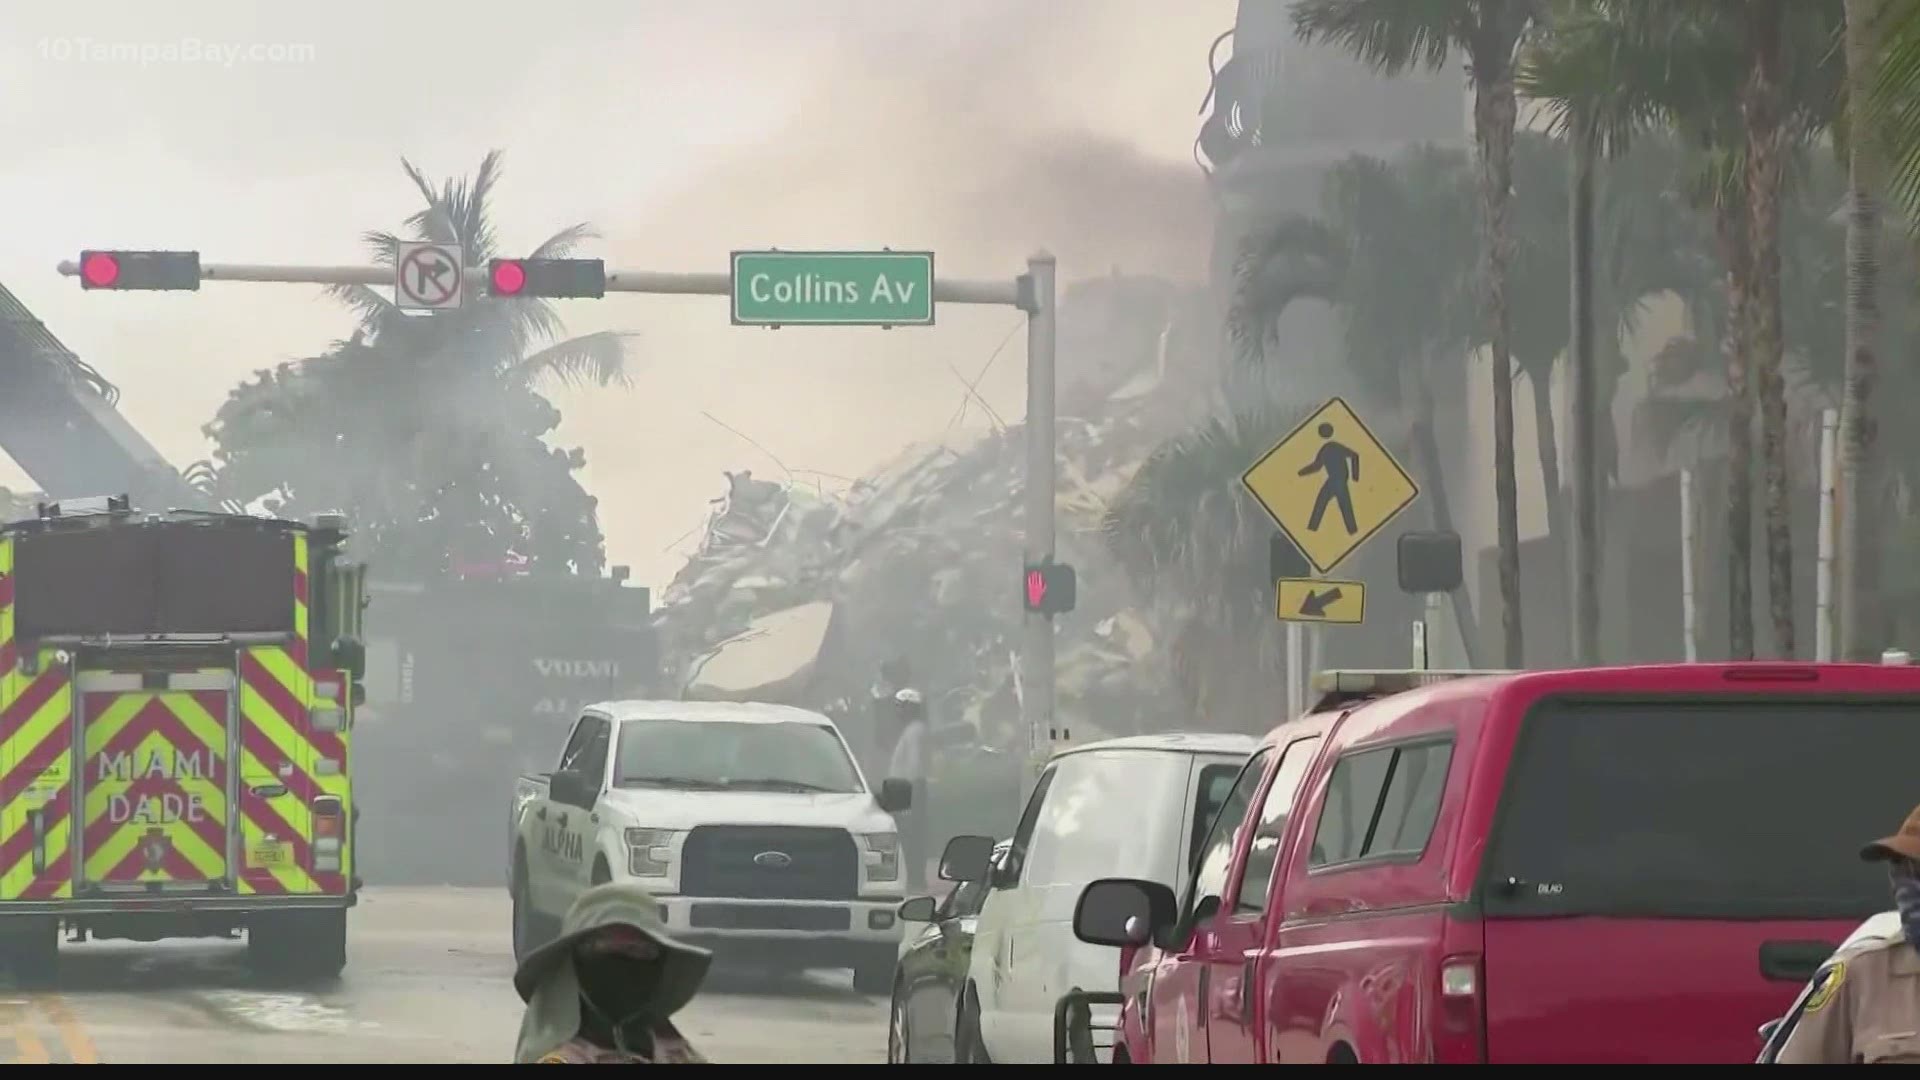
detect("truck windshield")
[1484,698,1920,920]
[612,719,864,794]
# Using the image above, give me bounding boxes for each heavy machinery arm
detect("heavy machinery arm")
[0,280,204,510]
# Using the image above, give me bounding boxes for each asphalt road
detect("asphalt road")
[0,887,889,1064]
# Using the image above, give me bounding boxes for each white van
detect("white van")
[941,733,1258,1063]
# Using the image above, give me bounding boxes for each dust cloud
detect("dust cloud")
[0,0,1232,587]
[563,0,1225,585]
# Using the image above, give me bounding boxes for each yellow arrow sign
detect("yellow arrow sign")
[1241,397,1419,575]
[1276,578,1366,624]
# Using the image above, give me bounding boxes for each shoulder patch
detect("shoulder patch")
[1804,961,1846,1014]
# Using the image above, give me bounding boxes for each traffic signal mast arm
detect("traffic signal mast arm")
[56,259,1025,305]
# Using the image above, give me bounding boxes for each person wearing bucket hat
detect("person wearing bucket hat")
[1773,803,1920,1063]
[513,881,714,1063]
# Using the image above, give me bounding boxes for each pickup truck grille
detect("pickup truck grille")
[680,826,858,901]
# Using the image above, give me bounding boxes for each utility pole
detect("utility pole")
[60,249,1062,786]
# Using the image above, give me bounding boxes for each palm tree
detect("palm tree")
[1839,0,1887,659]
[1291,0,1541,667]
[1103,405,1313,724]
[200,150,633,579]
[330,150,633,393]
[1518,0,1653,665]
[1521,0,1843,658]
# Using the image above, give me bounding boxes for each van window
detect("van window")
[1233,735,1324,914]
[1002,767,1056,886]
[1486,699,1920,919]
[1026,750,1205,889]
[1186,749,1274,915]
[1190,763,1243,874]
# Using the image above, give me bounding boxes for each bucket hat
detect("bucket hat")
[512,882,713,1062]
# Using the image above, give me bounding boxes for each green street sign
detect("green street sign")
[730,250,935,326]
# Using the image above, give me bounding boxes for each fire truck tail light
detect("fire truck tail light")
[312,797,344,872]
[310,703,344,733]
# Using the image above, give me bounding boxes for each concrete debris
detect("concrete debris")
[652,275,1206,772]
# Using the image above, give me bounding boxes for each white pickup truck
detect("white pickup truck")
[507,699,915,992]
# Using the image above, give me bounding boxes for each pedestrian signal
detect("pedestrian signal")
[1397,531,1463,594]
[78,250,201,291]
[1022,561,1076,617]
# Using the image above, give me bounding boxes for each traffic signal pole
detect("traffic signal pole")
[57,250,1061,786]
[1022,254,1056,786]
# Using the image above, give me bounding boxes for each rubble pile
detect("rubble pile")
[652,276,1209,766]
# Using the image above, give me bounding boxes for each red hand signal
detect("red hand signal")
[1026,569,1048,609]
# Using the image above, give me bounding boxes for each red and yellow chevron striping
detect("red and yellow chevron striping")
[0,527,353,904]
[79,689,229,886]
[0,535,74,902]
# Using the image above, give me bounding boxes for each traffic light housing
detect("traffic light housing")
[488,258,606,299]
[78,250,200,291]
[1023,560,1077,617]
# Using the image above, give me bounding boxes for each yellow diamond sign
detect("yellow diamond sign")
[1242,397,1419,575]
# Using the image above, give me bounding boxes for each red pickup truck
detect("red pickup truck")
[1071,664,1920,1064]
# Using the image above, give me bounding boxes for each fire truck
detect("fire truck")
[0,495,366,986]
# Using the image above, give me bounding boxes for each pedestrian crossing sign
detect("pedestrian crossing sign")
[1241,397,1419,575]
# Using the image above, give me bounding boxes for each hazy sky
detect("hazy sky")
[0,0,1229,588]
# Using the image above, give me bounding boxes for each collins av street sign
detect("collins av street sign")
[730,250,935,326]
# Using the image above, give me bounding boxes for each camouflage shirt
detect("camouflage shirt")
[536,1024,706,1064]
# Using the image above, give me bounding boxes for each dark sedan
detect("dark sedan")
[886,842,1004,1063]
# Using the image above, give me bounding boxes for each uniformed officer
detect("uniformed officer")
[1775,803,1920,1064]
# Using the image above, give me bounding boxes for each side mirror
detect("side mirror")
[331,636,367,682]
[877,778,913,814]
[550,769,598,810]
[1073,878,1177,949]
[939,835,997,882]
[1759,1019,1782,1043]
[898,896,938,923]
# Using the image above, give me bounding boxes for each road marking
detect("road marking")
[39,995,98,1063]
[0,994,95,1063]
[200,990,362,1033]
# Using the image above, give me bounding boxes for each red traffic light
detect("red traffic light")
[490,259,527,296]
[80,251,121,288]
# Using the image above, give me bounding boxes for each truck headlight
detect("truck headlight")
[625,828,675,877]
[862,832,900,883]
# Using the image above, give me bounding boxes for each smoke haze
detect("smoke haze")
[0,0,1228,586]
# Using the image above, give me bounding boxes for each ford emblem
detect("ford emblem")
[753,850,793,869]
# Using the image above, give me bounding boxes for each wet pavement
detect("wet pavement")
[0,887,887,1064]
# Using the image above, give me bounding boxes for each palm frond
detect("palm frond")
[1226,215,1345,367]
[507,330,636,390]
[530,223,599,260]
[326,282,409,344]
[1866,0,1920,228]
[1103,402,1317,629]
[1289,0,1465,76]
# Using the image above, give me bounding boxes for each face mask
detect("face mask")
[1889,861,1920,953]
[576,955,665,1025]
